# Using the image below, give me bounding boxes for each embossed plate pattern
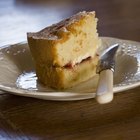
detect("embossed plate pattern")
[0,37,140,101]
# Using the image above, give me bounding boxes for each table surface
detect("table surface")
[0,0,140,140]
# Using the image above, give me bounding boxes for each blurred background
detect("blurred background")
[0,0,140,46]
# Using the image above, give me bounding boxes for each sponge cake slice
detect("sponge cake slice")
[27,11,100,89]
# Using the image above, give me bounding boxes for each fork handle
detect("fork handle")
[96,69,113,104]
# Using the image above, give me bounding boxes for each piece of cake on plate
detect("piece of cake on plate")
[27,11,100,89]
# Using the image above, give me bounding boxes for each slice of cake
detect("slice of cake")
[27,11,100,89]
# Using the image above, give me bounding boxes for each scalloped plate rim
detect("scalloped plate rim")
[0,36,140,101]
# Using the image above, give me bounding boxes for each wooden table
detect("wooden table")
[0,0,140,139]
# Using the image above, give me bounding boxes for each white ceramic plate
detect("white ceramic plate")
[0,37,140,101]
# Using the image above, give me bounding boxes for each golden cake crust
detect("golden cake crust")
[27,11,100,89]
[27,11,99,67]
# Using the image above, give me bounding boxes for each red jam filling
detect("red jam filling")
[64,56,91,69]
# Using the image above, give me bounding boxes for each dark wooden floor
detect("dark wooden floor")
[0,0,140,139]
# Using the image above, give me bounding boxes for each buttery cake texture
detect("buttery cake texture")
[27,11,100,89]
